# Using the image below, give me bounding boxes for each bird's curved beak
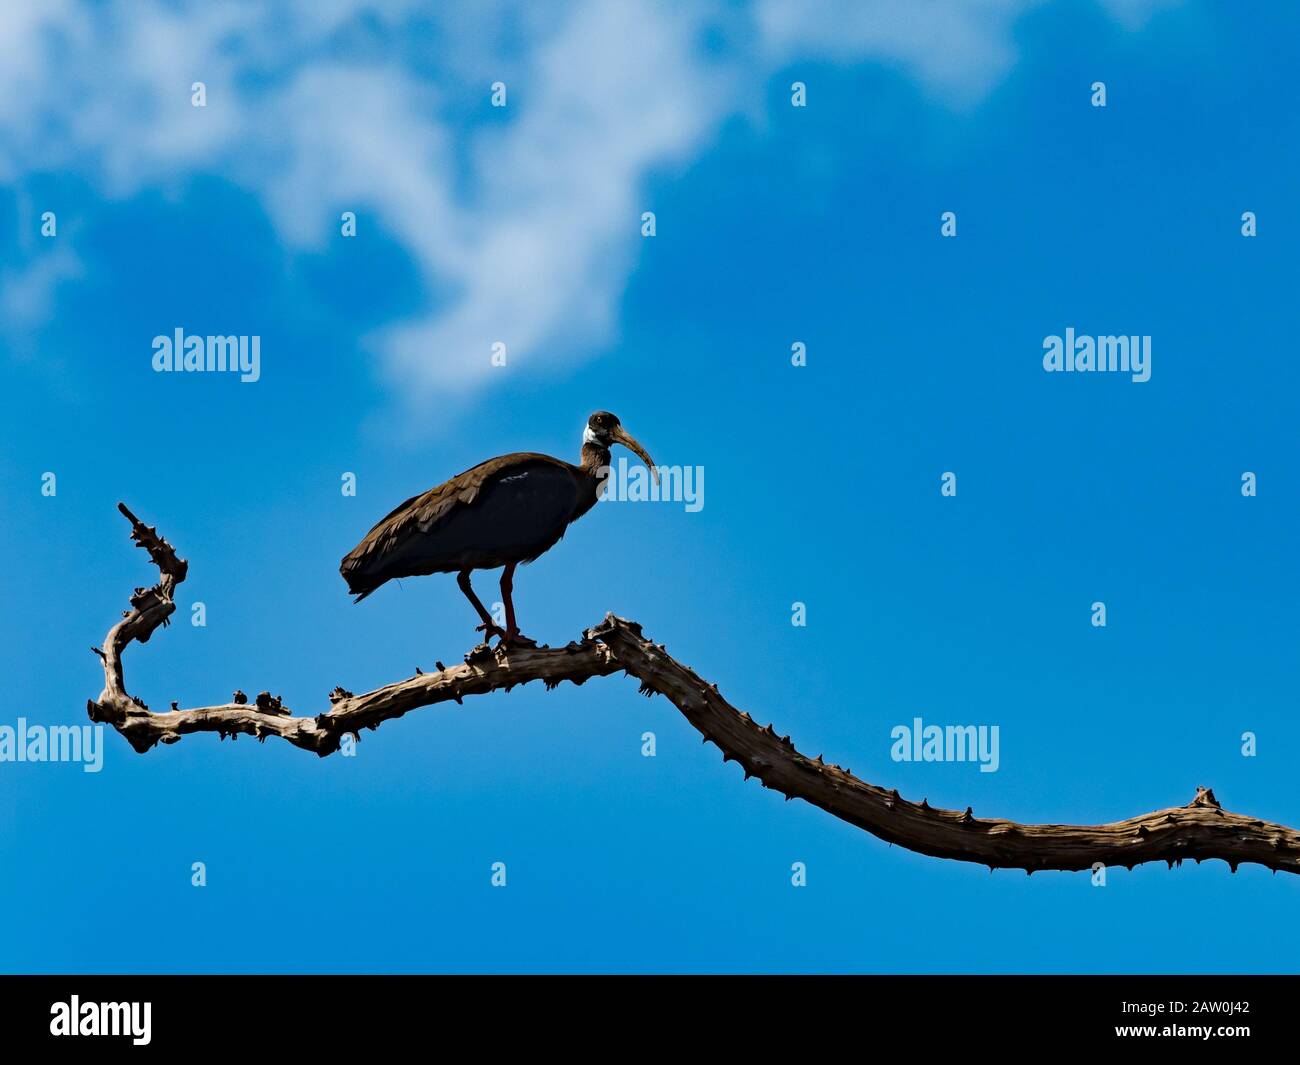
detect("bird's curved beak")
[611,425,659,484]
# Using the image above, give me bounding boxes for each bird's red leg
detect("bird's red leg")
[458,569,505,643]
[499,563,536,648]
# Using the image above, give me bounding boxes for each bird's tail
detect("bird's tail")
[340,560,380,603]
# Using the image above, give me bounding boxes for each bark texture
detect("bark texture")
[89,503,1300,876]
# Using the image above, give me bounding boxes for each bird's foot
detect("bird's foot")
[475,621,508,643]
[500,630,538,649]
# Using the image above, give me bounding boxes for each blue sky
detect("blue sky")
[2,0,1298,973]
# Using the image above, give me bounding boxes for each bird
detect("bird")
[340,411,657,647]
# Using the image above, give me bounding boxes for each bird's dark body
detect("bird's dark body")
[340,411,654,644]
[340,453,599,601]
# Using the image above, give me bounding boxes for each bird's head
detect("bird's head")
[583,411,658,483]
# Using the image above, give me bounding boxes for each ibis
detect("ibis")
[340,411,657,646]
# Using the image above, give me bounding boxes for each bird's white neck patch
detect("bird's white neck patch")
[583,425,605,447]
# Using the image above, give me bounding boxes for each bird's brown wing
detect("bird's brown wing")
[339,453,576,596]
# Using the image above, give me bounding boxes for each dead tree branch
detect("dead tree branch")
[89,504,1300,876]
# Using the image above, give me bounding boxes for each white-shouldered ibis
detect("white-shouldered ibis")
[340,411,657,646]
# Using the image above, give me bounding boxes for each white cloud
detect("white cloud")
[757,0,1040,106]
[377,1,733,403]
[1098,0,1182,31]
[0,0,1177,419]
[0,245,83,352]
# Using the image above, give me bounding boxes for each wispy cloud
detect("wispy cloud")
[0,245,82,355]
[757,0,1035,106]
[0,0,1176,418]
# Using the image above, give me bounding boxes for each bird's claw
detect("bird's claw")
[474,622,536,649]
[475,621,508,642]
